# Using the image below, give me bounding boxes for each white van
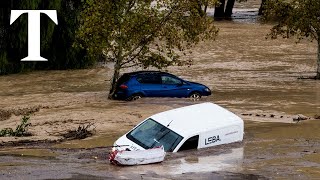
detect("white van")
[113,102,244,152]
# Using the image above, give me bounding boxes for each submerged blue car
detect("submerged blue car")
[113,71,211,101]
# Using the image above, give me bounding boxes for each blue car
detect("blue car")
[113,71,211,101]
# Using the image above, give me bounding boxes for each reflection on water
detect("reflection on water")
[168,147,243,174]
[111,147,243,176]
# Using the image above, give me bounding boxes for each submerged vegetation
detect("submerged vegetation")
[62,123,95,140]
[0,115,32,137]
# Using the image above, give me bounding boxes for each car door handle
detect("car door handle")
[163,86,167,88]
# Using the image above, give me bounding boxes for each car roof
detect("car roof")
[149,102,243,138]
[124,71,172,76]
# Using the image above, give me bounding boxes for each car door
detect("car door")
[137,74,162,97]
[161,75,189,97]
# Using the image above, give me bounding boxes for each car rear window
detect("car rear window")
[117,74,131,86]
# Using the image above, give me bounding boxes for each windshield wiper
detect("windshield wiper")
[150,138,160,148]
[153,138,160,144]
[151,130,171,148]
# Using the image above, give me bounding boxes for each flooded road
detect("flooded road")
[0,120,319,179]
[1,2,320,179]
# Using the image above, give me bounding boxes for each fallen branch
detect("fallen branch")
[61,123,96,140]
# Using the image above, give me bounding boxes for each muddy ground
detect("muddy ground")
[0,2,320,179]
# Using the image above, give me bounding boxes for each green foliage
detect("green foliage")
[76,0,219,96]
[0,115,32,137]
[0,128,14,137]
[263,0,320,79]
[263,0,320,41]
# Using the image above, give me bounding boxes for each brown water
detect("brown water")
[0,121,319,179]
[0,3,320,179]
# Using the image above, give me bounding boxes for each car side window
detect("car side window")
[137,74,161,84]
[178,135,199,152]
[161,76,182,85]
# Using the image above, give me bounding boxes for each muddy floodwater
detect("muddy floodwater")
[0,2,320,179]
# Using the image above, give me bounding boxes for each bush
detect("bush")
[0,115,32,137]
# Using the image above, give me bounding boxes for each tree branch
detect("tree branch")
[122,2,180,63]
[310,26,318,40]
[122,62,143,69]
[121,44,146,66]
[125,0,136,14]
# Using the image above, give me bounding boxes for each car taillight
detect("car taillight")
[119,84,128,89]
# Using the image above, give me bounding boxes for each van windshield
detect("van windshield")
[126,118,183,152]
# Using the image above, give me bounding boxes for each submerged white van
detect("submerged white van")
[113,102,244,152]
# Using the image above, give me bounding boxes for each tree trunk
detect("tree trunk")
[316,41,320,79]
[108,63,121,99]
[225,0,235,18]
[109,26,123,99]
[214,0,226,19]
[259,0,266,15]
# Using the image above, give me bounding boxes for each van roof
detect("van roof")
[150,102,243,138]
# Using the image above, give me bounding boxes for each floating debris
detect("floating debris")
[62,123,96,140]
[293,114,309,122]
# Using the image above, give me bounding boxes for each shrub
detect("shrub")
[0,115,32,137]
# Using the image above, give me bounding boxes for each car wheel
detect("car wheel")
[189,92,201,100]
[127,94,143,101]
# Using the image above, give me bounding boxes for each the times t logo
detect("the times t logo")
[10,10,58,61]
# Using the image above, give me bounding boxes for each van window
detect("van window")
[178,135,199,152]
